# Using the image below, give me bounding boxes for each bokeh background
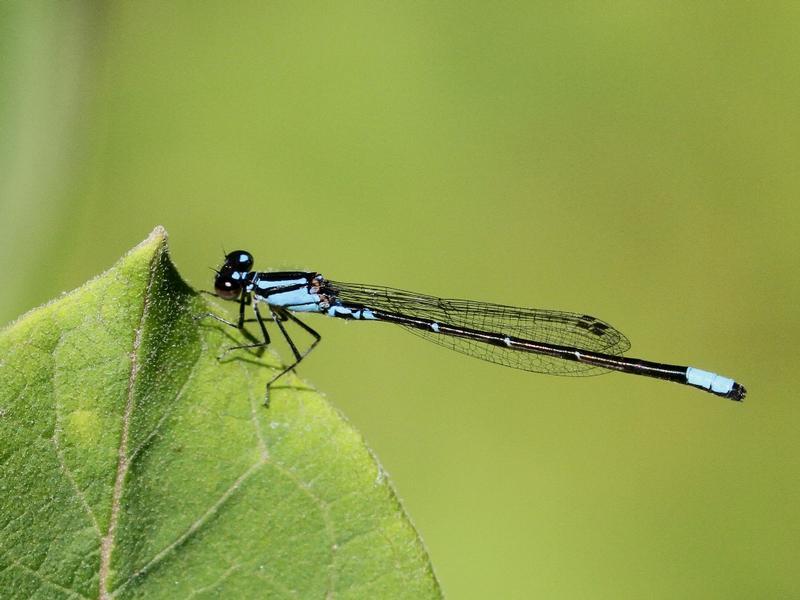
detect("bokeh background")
[2,3,798,598]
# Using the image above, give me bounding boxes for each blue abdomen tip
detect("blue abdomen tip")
[686,367,745,401]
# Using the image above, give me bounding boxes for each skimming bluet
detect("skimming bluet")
[203,250,746,406]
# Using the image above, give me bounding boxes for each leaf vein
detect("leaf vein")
[49,327,103,537]
[128,345,204,464]
[1,550,91,599]
[242,360,269,461]
[50,437,102,537]
[185,563,240,598]
[239,363,339,596]
[98,243,162,599]
[110,459,267,597]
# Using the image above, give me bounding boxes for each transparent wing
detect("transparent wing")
[327,281,631,376]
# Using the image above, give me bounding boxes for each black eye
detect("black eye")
[224,250,253,271]
[214,274,241,300]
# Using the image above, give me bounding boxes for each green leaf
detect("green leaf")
[0,227,441,599]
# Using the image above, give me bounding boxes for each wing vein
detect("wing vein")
[327,281,631,376]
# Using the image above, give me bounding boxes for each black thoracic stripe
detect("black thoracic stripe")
[255,282,307,294]
[258,271,314,281]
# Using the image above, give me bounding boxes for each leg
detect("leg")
[271,309,303,362]
[237,290,250,328]
[197,289,268,357]
[262,307,322,407]
[218,299,272,359]
[199,312,240,329]
[195,289,250,329]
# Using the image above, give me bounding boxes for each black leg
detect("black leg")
[236,290,248,328]
[253,301,270,343]
[199,312,240,329]
[262,307,322,407]
[197,314,262,348]
[199,294,322,408]
[218,298,272,359]
[271,309,303,361]
[195,289,250,330]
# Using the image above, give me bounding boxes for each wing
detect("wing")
[327,281,631,376]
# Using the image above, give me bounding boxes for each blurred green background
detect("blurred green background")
[2,2,798,598]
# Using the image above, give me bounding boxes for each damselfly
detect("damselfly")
[204,250,746,406]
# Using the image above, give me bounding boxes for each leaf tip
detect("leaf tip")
[149,224,168,239]
[123,226,171,267]
[142,225,169,248]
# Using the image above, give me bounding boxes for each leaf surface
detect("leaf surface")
[0,227,440,599]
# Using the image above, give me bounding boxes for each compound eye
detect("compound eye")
[214,276,241,300]
[224,250,253,271]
